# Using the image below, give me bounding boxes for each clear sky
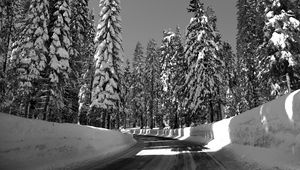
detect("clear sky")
[88,0,237,60]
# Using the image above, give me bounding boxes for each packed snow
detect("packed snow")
[132,89,300,169]
[0,113,136,170]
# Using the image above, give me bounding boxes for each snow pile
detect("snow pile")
[132,89,300,169]
[229,90,300,150]
[0,113,136,170]
[211,143,300,170]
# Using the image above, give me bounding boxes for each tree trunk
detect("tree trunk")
[174,109,178,129]
[209,100,214,123]
[286,73,291,93]
[142,95,147,129]
[133,109,136,127]
[43,85,51,121]
[3,1,14,75]
[116,110,120,129]
[106,111,111,129]
[218,100,222,121]
[140,112,144,129]
[123,107,127,129]
[150,69,154,129]
[102,110,106,128]
[24,101,29,118]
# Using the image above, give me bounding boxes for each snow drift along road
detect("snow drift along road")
[132,89,300,169]
[0,113,136,170]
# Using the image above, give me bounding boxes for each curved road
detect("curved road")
[74,135,226,170]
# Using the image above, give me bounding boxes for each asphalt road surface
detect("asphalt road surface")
[74,135,226,170]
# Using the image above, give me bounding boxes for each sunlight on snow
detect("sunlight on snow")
[136,149,179,156]
[136,148,200,156]
[285,89,300,123]
[178,127,191,140]
[207,119,232,152]
[85,125,109,131]
[259,105,270,133]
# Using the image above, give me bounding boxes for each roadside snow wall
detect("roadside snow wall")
[0,113,136,170]
[131,89,300,153]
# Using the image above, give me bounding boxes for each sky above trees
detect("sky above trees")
[89,0,237,60]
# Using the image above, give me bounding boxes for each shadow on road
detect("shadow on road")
[97,135,219,170]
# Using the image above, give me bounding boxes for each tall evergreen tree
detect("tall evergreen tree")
[120,59,132,128]
[69,0,96,124]
[184,0,224,123]
[39,0,72,122]
[0,0,14,77]
[70,0,90,77]
[145,39,159,129]
[131,42,145,128]
[160,27,184,128]
[77,11,96,124]
[10,0,50,118]
[90,0,122,129]
[236,0,265,111]
[0,0,15,109]
[219,41,237,117]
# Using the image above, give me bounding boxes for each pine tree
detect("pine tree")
[39,0,72,122]
[145,39,159,129]
[69,0,90,77]
[184,0,224,123]
[160,30,174,128]
[77,11,96,124]
[236,0,265,111]
[160,27,184,128]
[131,42,145,128]
[0,0,15,109]
[120,59,132,128]
[219,42,237,117]
[0,0,14,77]
[10,0,50,118]
[69,0,96,124]
[258,0,300,97]
[90,0,122,129]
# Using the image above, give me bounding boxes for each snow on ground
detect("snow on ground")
[211,143,300,170]
[0,113,136,170]
[132,89,300,169]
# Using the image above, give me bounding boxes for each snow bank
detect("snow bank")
[228,90,300,150]
[132,89,300,169]
[211,143,300,170]
[0,113,136,170]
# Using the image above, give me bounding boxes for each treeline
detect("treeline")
[1,0,299,129]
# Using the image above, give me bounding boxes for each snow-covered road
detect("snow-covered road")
[73,135,226,170]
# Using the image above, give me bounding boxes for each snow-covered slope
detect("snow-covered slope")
[0,113,136,170]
